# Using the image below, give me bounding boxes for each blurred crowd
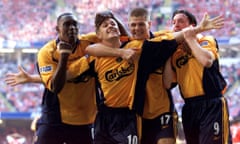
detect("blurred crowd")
[0,55,43,113]
[0,0,56,42]
[0,0,239,43]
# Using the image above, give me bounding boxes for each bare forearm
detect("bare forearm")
[185,37,214,67]
[172,31,184,44]
[85,44,122,57]
[29,75,42,83]
[52,53,69,93]
[172,26,201,44]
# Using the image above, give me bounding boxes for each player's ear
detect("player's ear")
[96,30,102,39]
[56,26,59,33]
[148,21,152,28]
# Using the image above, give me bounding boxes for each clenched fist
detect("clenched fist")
[57,41,73,54]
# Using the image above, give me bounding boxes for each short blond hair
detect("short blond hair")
[129,7,150,21]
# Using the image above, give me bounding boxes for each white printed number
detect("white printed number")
[127,134,138,144]
[213,122,220,135]
[160,114,171,125]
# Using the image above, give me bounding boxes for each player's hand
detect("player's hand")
[198,13,224,32]
[57,41,73,54]
[4,66,30,86]
[119,48,139,63]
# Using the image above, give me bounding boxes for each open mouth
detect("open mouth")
[107,27,120,36]
[107,28,117,33]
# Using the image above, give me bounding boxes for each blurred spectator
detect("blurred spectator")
[0,0,239,45]
[231,121,240,143]
[6,133,26,144]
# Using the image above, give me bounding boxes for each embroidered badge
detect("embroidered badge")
[39,65,52,73]
[200,41,209,46]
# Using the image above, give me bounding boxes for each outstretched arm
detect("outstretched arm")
[85,43,138,63]
[173,13,224,43]
[5,66,42,86]
[196,13,224,33]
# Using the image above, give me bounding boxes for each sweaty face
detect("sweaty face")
[57,15,79,43]
[97,18,120,40]
[128,16,151,40]
[172,13,191,32]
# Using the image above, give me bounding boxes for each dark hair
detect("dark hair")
[95,11,130,36]
[172,10,197,26]
[95,11,114,30]
[57,13,74,25]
